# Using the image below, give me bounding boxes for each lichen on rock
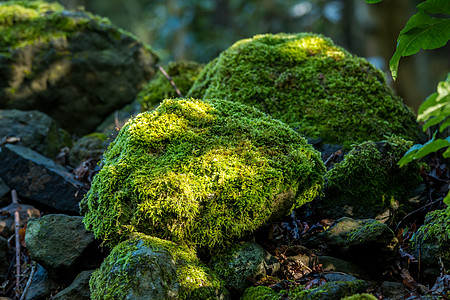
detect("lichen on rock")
[188,33,424,148]
[80,98,325,250]
[89,233,228,300]
[138,60,204,112]
[319,135,423,220]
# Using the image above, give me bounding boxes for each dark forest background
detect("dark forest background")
[37,0,450,111]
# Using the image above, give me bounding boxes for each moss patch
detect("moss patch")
[242,286,280,300]
[80,98,325,250]
[138,60,204,112]
[321,135,423,219]
[188,33,423,148]
[90,233,227,300]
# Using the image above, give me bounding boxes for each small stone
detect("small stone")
[0,144,85,213]
[24,264,58,300]
[211,242,280,293]
[25,214,105,283]
[53,270,94,300]
[380,281,411,299]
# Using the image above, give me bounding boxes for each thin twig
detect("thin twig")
[19,263,36,300]
[11,190,21,297]
[157,65,183,98]
[395,198,442,231]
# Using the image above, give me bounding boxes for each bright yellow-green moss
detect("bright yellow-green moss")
[90,233,227,300]
[80,98,325,250]
[0,0,155,58]
[138,60,204,111]
[323,135,423,219]
[241,286,280,300]
[288,280,366,299]
[188,33,423,148]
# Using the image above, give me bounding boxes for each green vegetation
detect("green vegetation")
[0,0,155,59]
[241,286,279,300]
[138,60,204,111]
[90,233,226,300]
[80,98,325,249]
[342,293,378,300]
[188,33,423,148]
[325,135,422,218]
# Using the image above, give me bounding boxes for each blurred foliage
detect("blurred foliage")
[76,0,351,63]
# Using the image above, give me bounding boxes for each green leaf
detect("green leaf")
[443,191,450,206]
[389,12,450,80]
[418,74,450,131]
[364,0,383,3]
[417,0,450,15]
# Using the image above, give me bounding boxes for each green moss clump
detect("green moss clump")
[411,206,450,271]
[241,286,280,300]
[138,60,204,111]
[188,33,423,148]
[0,0,154,58]
[80,98,325,250]
[322,135,423,219]
[289,280,366,299]
[90,233,227,300]
[342,293,378,300]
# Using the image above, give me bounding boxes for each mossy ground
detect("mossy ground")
[80,98,325,250]
[90,233,226,300]
[138,60,204,111]
[0,0,155,59]
[323,135,423,219]
[188,33,423,148]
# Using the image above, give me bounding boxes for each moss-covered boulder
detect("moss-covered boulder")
[68,132,108,167]
[188,33,423,148]
[317,135,423,220]
[289,280,367,300]
[411,207,450,283]
[0,1,158,135]
[90,233,228,300]
[80,98,325,249]
[138,60,204,111]
[242,286,279,300]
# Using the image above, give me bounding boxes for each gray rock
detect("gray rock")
[380,281,411,299]
[24,264,59,300]
[210,242,280,293]
[411,207,450,283]
[0,178,10,207]
[53,270,93,300]
[0,2,158,135]
[68,133,108,167]
[0,110,72,159]
[307,218,398,275]
[296,280,367,299]
[90,234,228,300]
[0,236,8,281]
[0,203,40,237]
[0,144,85,213]
[324,273,357,282]
[25,214,105,283]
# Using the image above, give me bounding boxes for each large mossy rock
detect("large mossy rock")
[138,60,204,112]
[317,135,423,220]
[80,98,325,249]
[0,1,158,135]
[411,207,450,282]
[90,233,228,300]
[188,33,423,148]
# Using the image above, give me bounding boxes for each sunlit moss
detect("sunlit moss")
[138,60,204,112]
[80,98,325,250]
[188,33,423,148]
[90,233,227,300]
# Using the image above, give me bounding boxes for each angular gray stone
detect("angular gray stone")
[0,144,85,213]
[25,214,105,283]
[210,242,280,293]
[0,2,158,135]
[0,236,8,281]
[24,264,58,300]
[0,109,72,159]
[0,203,40,237]
[53,270,93,300]
[307,218,398,275]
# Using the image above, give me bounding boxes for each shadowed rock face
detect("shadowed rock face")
[0,1,158,135]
